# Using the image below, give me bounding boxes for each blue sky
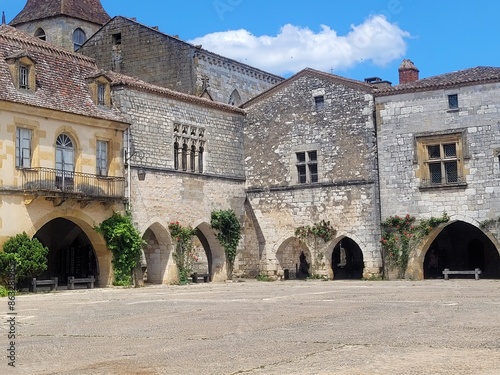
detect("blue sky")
[1,0,498,84]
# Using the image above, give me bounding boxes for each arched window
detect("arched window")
[198,146,204,173]
[34,28,46,41]
[73,28,86,51]
[55,134,75,190]
[181,143,188,171]
[228,89,242,106]
[173,142,179,170]
[190,145,196,172]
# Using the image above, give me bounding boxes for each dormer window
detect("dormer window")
[6,52,36,93]
[87,74,112,107]
[19,65,29,89]
[97,83,105,105]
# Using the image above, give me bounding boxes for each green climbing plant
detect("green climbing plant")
[210,210,242,280]
[380,213,449,278]
[168,221,197,284]
[295,220,337,275]
[96,212,145,286]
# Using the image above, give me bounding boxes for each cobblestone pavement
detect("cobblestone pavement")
[2,279,500,375]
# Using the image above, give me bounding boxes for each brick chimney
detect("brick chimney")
[398,59,419,84]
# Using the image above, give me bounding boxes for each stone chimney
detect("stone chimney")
[398,59,419,84]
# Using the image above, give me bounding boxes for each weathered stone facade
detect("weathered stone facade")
[110,76,248,282]
[242,69,382,279]
[375,69,500,279]
[79,17,283,105]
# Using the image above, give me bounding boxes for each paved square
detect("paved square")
[2,279,500,374]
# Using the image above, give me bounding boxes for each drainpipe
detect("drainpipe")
[125,127,131,211]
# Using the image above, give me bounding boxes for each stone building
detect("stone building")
[9,0,110,51]
[242,68,382,279]
[78,16,283,105]
[375,61,500,279]
[0,24,129,286]
[108,72,248,283]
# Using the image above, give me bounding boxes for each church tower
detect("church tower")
[9,0,110,51]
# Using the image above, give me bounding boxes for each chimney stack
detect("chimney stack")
[398,59,419,84]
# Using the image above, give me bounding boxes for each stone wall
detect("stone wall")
[376,82,500,227]
[243,70,382,278]
[80,17,282,104]
[112,85,253,282]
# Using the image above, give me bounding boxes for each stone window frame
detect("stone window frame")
[6,52,37,93]
[96,139,109,177]
[15,127,32,169]
[447,94,459,110]
[292,145,320,185]
[87,74,112,108]
[415,130,468,189]
[173,123,205,173]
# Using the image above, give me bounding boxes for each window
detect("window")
[55,134,75,190]
[34,28,46,41]
[97,83,105,106]
[296,150,318,184]
[19,65,29,89]
[448,94,458,109]
[73,28,86,51]
[112,33,122,45]
[96,140,108,176]
[314,96,324,111]
[417,133,465,187]
[173,124,205,173]
[16,128,31,168]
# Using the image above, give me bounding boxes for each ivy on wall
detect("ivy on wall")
[96,212,144,286]
[168,221,197,284]
[380,213,449,278]
[211,210,242,279]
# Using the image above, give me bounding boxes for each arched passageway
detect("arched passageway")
[423,221,500,279]
[192,228,212,280]
[276,238,311,279]
[332,237,364,280]
[142,223,171,284]
[35,218,98,285]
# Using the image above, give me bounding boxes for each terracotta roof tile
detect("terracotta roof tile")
[375,66,500,96]
[10,0,110,26]
[0,24,127,124]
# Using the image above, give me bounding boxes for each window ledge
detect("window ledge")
[419,182,467,191]
[446,108,460,113]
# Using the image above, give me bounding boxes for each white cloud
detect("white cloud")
[188,15,410,76]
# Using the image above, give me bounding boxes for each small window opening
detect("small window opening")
[314,96,324,111]
[112,33,122,45]
[448,94,458,109]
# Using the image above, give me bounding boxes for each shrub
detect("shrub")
[0,232,49,286]
[211,210,242,279]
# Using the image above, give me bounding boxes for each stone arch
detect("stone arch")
[30,210,112,286]
[228,89,242,106]
[275,237,312,279]
[194,221,227,282]
[330,236,364,280]
[324,233,367,279]
[141,222,172,284]
[406,216,500,280]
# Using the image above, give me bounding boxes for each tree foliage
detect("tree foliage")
[0,232,49,285]
[96,212,144,286]
[168,221,197,284]
[210,210,241,279]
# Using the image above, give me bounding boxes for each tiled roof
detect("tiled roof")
[375,66,500,96]
[107,71,246,115]
[10,0,110,26]
[0,24,127,124]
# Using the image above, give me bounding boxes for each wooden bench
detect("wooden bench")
[67,276,95,290]
[31,277,58,293]
[442,268,482,280]
[191,273,210,283]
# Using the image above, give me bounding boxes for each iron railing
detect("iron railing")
[20,167,125,199]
